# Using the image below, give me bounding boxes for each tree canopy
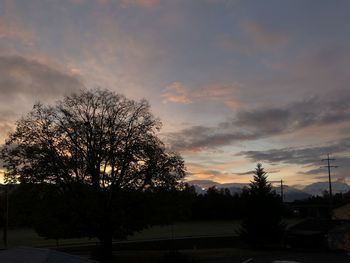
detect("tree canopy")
[2,89,185,189]
[1,89,186,259]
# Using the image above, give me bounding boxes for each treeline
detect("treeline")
[2,183,350,234]
[0,183,194,238]
[0,184,255,231]
[191,187,244,220]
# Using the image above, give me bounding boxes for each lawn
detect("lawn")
[1,219,303,248]
[128,220,241,241]
[0,220,241,248]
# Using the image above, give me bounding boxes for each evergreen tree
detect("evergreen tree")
[250,163,272,196]
[239,163,285,246]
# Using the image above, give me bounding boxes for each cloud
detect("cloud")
[242,20,288,48]
[219,19,288,53]
[161,82,192,104]
[186,167,236,183]
[0,17,34,45]
[234,169,280,176]
[166,124,254,152]
[233,170,255,176]
[120,0,160,8]
[238,138,350,181]
[161,81,241,109]
[0,55,83,100]
[0,110,19,138]
[166,91,350,152]
[239,138,350,165]
[0,55,83,142]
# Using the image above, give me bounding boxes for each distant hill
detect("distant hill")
[303,181,350,196]
[187,179,350,202]
[187,180,219,188]
[274,185,311,202]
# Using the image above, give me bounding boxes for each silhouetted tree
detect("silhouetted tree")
[239,163,285,246]
[191,186,243,220]
[1,89,186,260]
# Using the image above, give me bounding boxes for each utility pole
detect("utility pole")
[280,179,284,202]
[322,154,337,217]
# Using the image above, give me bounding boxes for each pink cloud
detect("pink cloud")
[162,82,192,104]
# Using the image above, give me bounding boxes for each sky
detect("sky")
[0,0,350,187]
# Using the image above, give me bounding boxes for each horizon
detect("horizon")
[0,0,350,186]
[186,178,350,190]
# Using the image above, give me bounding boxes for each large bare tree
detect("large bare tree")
[1,89,185,258]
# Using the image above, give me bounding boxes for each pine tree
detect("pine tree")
[249,163,272,196]
[239,163,285,246]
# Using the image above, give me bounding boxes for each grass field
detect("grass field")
[1,219,304,249]
[129,220,241,241]
[0,220,241,248]
[2,220,348,263]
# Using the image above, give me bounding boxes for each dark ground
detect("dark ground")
[110,248,350,263]
[109,249,350,263]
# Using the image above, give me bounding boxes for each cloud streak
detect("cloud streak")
[120,0,160,8]
[0,17,34,44]
[161,81,241,109]
[0,55,83,99]
[239,138,350,181]
[242,20,288,48]
[166,91,350,152]
[0,55,83,142]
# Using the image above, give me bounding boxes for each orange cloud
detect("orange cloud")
[161,82,192,104]
[195,83,242,109]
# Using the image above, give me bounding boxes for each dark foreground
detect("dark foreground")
[107,249,350,263]
[54,236,350,263]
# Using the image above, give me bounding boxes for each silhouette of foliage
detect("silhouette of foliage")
[191,186,243,220]
[1,89,186,259]
[239,163,285,246]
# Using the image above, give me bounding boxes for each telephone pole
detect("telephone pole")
[280,179,284,202]
[322,154,337,216]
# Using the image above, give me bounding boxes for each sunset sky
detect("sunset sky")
[0,0,350,187]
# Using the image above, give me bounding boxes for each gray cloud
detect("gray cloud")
[239,138,350,165]
[233,170,255,176]
[166,125,255,152]
[0,55,84,140]
[239,138,350,181]
[234,169,280,176]
[0,55,83,100]
[166,92,350,152]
